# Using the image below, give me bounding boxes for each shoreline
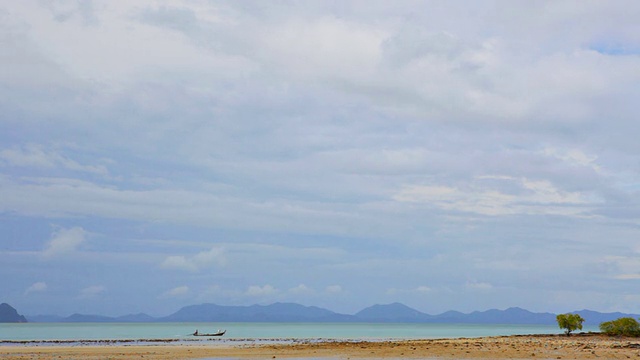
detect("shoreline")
[2,333,640,359]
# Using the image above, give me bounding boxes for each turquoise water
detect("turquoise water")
[0,322,599,342]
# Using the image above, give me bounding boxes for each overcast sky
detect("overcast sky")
[2,1,640,317]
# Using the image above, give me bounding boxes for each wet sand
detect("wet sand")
[2,333,640,359]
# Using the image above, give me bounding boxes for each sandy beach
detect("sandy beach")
[2,334,640,359]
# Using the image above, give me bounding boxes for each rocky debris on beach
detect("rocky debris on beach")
[3,333,640,359]
[0,334,640,360]
[260,333,640,359]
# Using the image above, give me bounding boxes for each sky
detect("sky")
[1,1,640,318]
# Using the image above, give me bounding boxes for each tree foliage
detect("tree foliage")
[599,317,640,336]
[556,313,585,336]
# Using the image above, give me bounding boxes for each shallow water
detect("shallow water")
[0,322,599,342]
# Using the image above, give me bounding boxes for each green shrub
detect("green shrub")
[599,317,640,336]
[556,313,585,336]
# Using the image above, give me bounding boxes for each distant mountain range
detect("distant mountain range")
[15,302,640,325]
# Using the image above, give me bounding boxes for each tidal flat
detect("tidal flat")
[2,333,640,359]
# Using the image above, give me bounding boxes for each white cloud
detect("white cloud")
[601,256,640,281]
[387,286,432,295]
[386,288,399,295]
[246,284,277,297]
[0,176,367,237]
[465,281,493,291]
[614,274,640,280]
[0,144,108,175]
[542,147,601,172]
[325,285,342,294]
[161,246,225,272]
[25,282,47,295]
[1,144,57,168]
[393,176,596,217]
[43,227,87,257]
[193,246,227,266]
[259,16,383,81]
[162,285,189,297]
[161,256,195,271]
[289,284,314,295]
[79,285,106,299]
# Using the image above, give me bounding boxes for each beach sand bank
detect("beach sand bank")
[2,334,640,359]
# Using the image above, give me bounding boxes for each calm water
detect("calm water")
[0,322,599,342]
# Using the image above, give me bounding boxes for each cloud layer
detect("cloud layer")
[1,1,640,316]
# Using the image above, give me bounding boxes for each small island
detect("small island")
[0,303,27,323]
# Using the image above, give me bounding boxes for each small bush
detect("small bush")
[556,313,585,336]
[599,317,640,336]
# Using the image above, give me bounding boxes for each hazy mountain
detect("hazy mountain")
[432,310,467,322]
[0,303,27,323]
[160,302,352,322]
[65,313,117,322]
[21,302,640,325]
[25,314,65,323]
[25,313,154,323]
[354,304,557,324]
[437,307,557,324]
[355,302,432,322]
[575,310,640,326]
[116,313,156,322]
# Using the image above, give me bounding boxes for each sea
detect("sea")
[0,322,599,343]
